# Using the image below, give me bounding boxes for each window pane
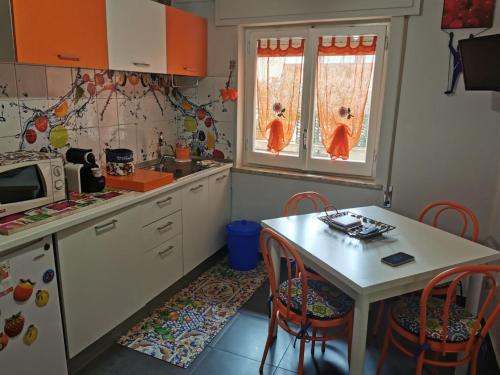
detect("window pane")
[254,37,305,157]
[312,35,376,162]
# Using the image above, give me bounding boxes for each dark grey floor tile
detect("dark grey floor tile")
[273,367,297,375]
[190,348,275,375]
[77,343,203,375]
[241,280,270,315]
[212,311,292,366]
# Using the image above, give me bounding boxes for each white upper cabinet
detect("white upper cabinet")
[106,0,166,73]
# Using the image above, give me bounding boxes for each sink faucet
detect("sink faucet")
[158,133,175,161]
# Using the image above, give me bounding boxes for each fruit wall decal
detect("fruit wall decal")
[13,279,35,302]
[4,312,25,337]
[0,332,8,351]
[35,290,49,307]
[23,324,38,346]
[42,269,55,284]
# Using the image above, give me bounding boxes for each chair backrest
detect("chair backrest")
[420,265,500,354]
[260,227,309,325]
[418,201,479,241]
[284,191,330,217]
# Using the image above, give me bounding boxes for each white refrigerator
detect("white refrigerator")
[0,236,67,375]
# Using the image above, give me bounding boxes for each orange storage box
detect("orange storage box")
[104,169,174,192]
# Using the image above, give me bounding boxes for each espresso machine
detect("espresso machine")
[65,148,106,193]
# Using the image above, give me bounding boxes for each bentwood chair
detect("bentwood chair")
[284,191,331,217]
[376,265,500,375]
[259,228,354,375]
[373,201,480,336]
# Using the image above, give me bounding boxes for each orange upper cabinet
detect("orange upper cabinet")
[11,0,108,69]
[166,6,207,77]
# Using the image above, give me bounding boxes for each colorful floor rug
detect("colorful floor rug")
[117,259,267,368]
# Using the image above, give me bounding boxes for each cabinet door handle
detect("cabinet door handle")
[33,253,45,261]
[157,222,173,231]
[183,66,194,71]
[132,62,151,67]
[216,175,227,181]
[156,197,173,206]
[95,219,117,232]
[158,245,174,256]
[190,184,204,192]
[57,54,80,61]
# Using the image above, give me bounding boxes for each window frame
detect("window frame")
[243,24,388,177]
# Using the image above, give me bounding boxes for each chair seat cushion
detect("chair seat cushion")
[278,278,354,320]
[391,296,478,343]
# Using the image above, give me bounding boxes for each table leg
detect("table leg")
[269,241,281,336]
[349,297,370,375]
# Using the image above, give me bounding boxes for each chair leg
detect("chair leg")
[297,335,306,375]
[373,301,385,336]
[259,311,277,373]
[376,323,392,375]
[321,329,326,353]
[470,341,482,375]
[311,327,317,355]
[416,352,425,375]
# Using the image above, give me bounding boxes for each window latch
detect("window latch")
[302,129,307,149]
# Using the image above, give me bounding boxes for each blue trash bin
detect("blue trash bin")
[226,220,261,271]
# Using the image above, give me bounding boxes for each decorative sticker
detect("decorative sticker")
[0,332,8,351]
[23,324,38,346]
[35,290,49,307]
[13,279,35,302]
[42,269,55,284]
[0,261,13,299]
[4,312,25,337]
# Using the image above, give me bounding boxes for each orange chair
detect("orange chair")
[259,228,354,375]
[376,265,500,375]
[373,201,480,336]
[284,191,331,217]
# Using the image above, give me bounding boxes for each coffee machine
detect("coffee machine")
[65,148,106,193]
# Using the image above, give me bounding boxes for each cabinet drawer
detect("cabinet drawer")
[141,234,183,303]
[141,210,182,251]
[140,189,181,226]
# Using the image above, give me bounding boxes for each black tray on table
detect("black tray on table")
[318,206,396,239]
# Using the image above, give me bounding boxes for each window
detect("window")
[244,25,387,176]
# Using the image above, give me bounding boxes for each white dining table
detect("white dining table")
[261,206,500,375]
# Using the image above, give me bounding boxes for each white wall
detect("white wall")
[390,0,500,245]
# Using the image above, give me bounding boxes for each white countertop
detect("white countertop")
[0,163,232,256]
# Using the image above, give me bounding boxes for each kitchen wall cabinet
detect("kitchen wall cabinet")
[11,0,108,68]
[106,0,167,73]
[57,207,142,358]
[166,6,207,77]
[0,0,15,62]
[208,170,231,254]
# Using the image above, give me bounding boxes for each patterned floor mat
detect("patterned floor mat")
[117,259,267,368]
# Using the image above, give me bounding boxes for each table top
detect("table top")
[261,206,500,296]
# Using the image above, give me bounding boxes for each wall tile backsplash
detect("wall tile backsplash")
[0,62,234,163]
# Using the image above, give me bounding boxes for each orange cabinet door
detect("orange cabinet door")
[11,0,108,69]
[166,6,207,77]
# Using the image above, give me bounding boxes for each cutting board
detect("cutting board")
[104,169,174,192]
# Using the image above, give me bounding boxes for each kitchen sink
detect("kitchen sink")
[137,157,223,180]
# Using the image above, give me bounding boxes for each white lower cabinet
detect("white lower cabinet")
[57,207,142,358]
[56,168,231,356]
[181,178,210,274]
[141,234,183,303]
[208,170,231,254]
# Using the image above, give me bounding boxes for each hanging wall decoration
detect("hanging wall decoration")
[441,1,496,95]
[441,0,496,29]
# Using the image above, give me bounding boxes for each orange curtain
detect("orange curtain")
[256,38,304,154]
[316,36,377,160]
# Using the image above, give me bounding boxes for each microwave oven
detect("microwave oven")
[0,151,66,218]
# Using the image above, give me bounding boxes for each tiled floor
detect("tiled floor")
[77,258,499,375]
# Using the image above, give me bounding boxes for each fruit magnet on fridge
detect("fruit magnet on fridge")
[0,332,8,351]
[35,290,49,307]
[4,312,25,337]
[43,269,55,283]
[23,324,38,346]
[13,279,35,302]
